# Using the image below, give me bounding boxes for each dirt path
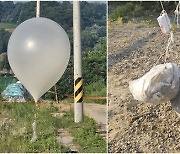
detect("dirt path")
[108,22,180,153]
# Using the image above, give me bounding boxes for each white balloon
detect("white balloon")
[7,17,70,102]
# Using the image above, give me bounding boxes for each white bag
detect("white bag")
[157,11,171,34]
[171,89,180,116]
[129,63,180,103]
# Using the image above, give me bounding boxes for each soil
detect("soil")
[108,22,180,153]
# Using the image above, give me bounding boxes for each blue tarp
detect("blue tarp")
[1,82,29,102]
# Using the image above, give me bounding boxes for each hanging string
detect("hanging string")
[174,1,180,28]
[160,0,165,11]
[31,114,37,142]
[164,31,176,62]
[154,31,174,65]
[159,1,166,17]
[155,1,178,65]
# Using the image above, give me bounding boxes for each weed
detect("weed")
[116,17,123,26]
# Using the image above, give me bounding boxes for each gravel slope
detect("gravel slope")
[108,22,180,153]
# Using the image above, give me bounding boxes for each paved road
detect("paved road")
[83,103,106,125]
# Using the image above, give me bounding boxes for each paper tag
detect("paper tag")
[157,12,171,33]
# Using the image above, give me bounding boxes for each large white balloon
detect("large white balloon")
[7,17,70,102]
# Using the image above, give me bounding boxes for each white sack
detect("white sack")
[129,63,180,103]
[171,89,180,116]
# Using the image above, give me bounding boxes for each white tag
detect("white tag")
[157,12,171,33]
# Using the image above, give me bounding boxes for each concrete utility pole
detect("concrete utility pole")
[36,0,40,18]
[73,1,83,123]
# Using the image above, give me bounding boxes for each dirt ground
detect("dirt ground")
[108,22,180,153]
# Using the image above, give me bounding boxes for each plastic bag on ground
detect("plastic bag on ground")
[129,63,180,103]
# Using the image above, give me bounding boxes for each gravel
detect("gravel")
[108,22,180,153]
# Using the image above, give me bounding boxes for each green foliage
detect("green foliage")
[83,78,106,104]
[0,23,16,29]
[0,1,106,54]
[82,25,106,51]
[83,37,106,86]
[0,1,106,31]
[57,37,106,104]
[80,2,106,29]
[0,1,107,30]
[0,76,17,94]
[0,28,11,53]
[57,56,73,99]
[17,2,36,24]
[109,1,178,23]
[0,54,10,71]
[109,2,143,22]
[0,2,15,22]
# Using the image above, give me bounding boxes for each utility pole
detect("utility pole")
[73,1,83,123]
[36,0,40,18]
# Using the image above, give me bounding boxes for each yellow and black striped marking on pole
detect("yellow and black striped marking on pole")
[74,77,83,103]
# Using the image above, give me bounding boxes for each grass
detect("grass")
[84,78,106,104]
[109,2,159,26]
[0,23,16,30]
[0,102,69,153]
[0,101,106,153]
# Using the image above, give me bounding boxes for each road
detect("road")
[84,103,106,125]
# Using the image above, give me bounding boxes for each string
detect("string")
[164,31,176,63]
[160,0,165,11]
[155,31,178,65]
[31,113,37,142]
[31,101,39,143]
[174,1,180,28]
[155,2,178,65]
